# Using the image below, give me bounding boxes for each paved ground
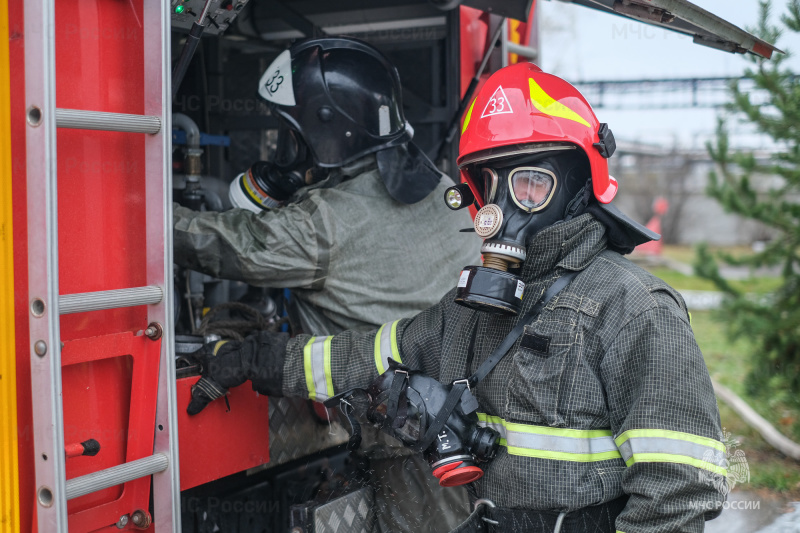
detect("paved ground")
[756,503,800,533]
[705,491,800,533]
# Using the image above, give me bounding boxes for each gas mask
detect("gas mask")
[447,150,590,314]
[324,359,500,487]
[228,125,321,212]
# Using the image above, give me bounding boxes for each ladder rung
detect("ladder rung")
[56,108,161,134]
[65,453,169,501]
[59,286,163,315]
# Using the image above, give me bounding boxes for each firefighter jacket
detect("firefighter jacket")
[279,213,728,533]
[173,155,482,335]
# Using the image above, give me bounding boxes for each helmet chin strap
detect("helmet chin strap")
[564,179,593,222]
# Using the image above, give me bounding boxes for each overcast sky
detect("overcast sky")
[537,0,800,151]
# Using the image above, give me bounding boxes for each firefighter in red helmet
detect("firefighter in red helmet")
[189,62,727,532]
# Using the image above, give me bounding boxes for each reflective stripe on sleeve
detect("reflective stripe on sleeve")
[303,336,334,402]
[477,414,623,462]
[373,320,402,375]
[614,429,728,476]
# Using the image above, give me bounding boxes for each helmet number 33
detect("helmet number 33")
[258,50,296,107]
[481,86,514,118]
[263,71,283,96]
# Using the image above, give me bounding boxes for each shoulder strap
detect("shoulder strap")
[467,270,579,388]
[413,270,580,453]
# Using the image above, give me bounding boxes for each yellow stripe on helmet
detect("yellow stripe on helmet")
[462,98,477,134]
[529,78,591,128]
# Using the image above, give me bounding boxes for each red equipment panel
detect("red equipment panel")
[176,379,270,491]
[62,332,160,532]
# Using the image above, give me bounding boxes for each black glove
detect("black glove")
[186,330,289,415]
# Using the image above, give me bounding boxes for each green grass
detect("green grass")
[647,268,722,291]
[647,267,783,294]
[660,244,757,264]
[690,311,754,397]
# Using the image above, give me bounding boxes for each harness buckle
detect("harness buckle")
[474,498,498,525]
[453,378,471,392]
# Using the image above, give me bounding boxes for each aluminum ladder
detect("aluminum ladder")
[23,1,181,531]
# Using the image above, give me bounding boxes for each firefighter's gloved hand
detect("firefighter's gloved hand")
[186,340,242,415]
[186,330,289,415]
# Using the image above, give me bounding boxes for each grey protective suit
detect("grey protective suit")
[174,156,480,335]
[173,155,482,532]
[278,214,728,533]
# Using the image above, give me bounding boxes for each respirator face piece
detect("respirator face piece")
[325,361,500,487]
[454,154,586,315]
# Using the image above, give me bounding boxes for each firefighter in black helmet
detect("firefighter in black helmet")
[175,37,479,532]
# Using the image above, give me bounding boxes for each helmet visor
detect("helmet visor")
[508,167,557,212]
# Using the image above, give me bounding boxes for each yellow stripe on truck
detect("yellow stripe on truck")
[0,0,21,529]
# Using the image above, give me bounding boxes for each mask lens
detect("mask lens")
[510,168,555,211]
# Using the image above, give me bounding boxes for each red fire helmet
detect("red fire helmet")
[458,62,618,205]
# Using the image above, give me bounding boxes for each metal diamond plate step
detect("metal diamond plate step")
[267,397,350,466]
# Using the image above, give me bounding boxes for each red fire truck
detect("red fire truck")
[0,1,778,532]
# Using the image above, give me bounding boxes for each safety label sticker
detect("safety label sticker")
[515,280,525,299]
[481,86,513,118]
[258,49,295,106]
[477,216,496,228]
[458,270,471,288]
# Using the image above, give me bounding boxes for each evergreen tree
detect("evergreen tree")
[696,0,800,398]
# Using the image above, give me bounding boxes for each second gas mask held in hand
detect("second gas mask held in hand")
[447,149,590,314]
[324,360,500,487]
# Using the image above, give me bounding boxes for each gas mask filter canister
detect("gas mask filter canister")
[455,203,526,315]
[228,161,306,213]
